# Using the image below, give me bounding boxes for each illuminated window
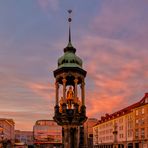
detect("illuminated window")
[142,108,144,114]
[136,110,138,116]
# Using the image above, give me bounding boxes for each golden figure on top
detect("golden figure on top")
[66,86,74,109]
[67,86,74,100]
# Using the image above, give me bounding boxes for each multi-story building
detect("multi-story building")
[15,130,33,146]
[83,118,98,148]
[133,96,148,148]
[33,120,62,147]
[0,118,15,146]
[93,93,148,148]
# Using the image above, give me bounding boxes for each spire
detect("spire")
[67,9,72,47]
[64,10,76,53]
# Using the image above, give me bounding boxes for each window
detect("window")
[135,129,139,138]
[130,130,133,137]
[141,128,145,138]
[119,134,124,138]
[110,136,113,140]
[136,119,139,124]
[119,118,123,123]
[136,110,138,116]
[119,126,123,130]
[141,118,145,125]
[142,108,144,114]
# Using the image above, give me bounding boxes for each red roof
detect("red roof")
[94,93,148,126]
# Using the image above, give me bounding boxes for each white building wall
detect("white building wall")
[93,112,134,146]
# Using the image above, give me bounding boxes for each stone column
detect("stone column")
[62,78,67,103]
[81,79,85,105]
[55,81,59,106]
[74,78,78,101]
[74,127,79,148]
[63,126,80,148]
[63,126,69,148]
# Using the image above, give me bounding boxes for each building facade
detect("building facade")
[33,120,62,147]
[0,118,15,147]
[93,93,148,148]
[83,118,98,148]
[15,130,33,146]
[133,97,148,148]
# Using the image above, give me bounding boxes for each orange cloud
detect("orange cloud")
[75,34,148,119]
[86,92,125,118]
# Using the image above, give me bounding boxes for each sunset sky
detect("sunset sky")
[0,0,148,130]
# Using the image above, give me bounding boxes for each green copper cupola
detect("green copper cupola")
[54,10,86,81]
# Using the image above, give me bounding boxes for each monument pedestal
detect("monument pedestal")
[63,125,79,148]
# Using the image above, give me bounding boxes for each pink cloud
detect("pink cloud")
[74,34,148,118]
[86,92,125,118]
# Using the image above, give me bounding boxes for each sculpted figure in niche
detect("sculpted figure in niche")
[67,86,74,100]
[66,86,74,109]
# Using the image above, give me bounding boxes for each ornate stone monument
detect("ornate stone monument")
[53,10,87,148]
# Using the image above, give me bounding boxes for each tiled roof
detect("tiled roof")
[94,93,148,126]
